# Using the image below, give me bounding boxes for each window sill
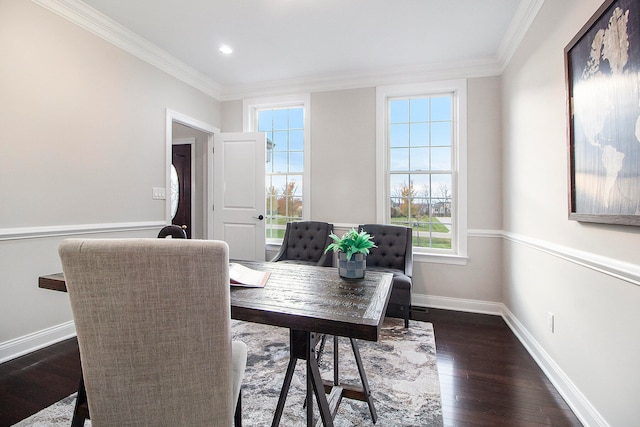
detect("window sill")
[413,252,469,265]
[266,244,468,265]
[266,242,282,251]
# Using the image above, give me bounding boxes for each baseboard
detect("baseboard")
[413,293,608,426]
[413,293,503,315]
[0,321,76,364]
[500,305,608,427]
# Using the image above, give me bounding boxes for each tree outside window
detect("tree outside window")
[389,96,453,249]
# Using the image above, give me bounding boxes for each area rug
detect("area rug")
[14,318,443,426]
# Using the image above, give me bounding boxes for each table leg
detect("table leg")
[303,333,327,410]
[306,335,333,427]
[333,336,339,385]
[273,330,334,427]
[271,357,298,427]
[71,375,88,427]
[306,358,314,425]
[350,338,377,424]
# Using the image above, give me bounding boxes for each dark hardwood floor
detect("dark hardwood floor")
[0,338,81,426]
[420,309,582,426]
[0,309,582,426]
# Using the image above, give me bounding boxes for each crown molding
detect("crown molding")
[220,57,502,101]
[32,0,544,102]
[31,0,221,99]
[219,1,546,100]
[219,0,547,101]
[497,0,547,72]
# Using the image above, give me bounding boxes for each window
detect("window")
[377,81,467,262]
[244,95,310,242]
[260,107,304,239]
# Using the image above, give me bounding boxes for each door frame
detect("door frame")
[165,109,219,239]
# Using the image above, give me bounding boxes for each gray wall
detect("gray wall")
[309,88,378,225]
[3,0,638,424]
[222,78,504,304]
[0,1,220,347]
[502,0,640,424]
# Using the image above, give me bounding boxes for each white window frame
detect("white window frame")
[243,94,311,245]
[376,80,468,265]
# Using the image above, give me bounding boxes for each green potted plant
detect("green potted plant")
[325,228,376,279]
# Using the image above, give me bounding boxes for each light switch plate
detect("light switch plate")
[152,187,166,200]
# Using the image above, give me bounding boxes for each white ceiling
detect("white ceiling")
[76,0,542,98]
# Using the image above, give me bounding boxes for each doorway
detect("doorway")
[171,143,192,238]
[166,110,217,240]
[165,110,267,258]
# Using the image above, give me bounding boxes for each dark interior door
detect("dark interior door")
[172,144,192,238]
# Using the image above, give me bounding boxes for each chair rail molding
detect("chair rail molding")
[0,221,165,241]
[295,226,639,285]
[503,231,640,288]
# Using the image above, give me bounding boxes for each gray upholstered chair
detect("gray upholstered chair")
[157,224,187,238]
[271,221,334,267]
[59,238,246,426]
[359,224,413,328]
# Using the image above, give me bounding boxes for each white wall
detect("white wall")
[0,0,220,353]
[502,0,640,424]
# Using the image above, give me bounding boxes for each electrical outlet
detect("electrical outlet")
[548,312,554,333]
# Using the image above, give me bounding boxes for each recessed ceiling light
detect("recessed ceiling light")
[219,45,233,54]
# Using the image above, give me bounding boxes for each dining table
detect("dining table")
[39,260,394,427]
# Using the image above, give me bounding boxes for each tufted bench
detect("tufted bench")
[359,224,413,327]
[271,221,334,267]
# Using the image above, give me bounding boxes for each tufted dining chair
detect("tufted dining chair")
[157,224,187,239]
[359,224,413,328]
[59,238,246,426]
[271,221,334,267]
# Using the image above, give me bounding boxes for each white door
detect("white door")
[213,132,266,261]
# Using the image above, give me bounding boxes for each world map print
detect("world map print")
[570,0,640,218]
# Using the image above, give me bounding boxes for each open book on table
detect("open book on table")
[229,263,270,288]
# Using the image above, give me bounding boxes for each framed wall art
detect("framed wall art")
[565,0,640,225]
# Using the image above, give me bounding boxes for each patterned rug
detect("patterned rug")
[14,318,443,426]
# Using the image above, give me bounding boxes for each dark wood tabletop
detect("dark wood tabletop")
[39,262,393,342]
[230,261,393,342]
[38,273,66,292]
